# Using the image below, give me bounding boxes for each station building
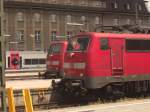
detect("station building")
[3,0,150,51]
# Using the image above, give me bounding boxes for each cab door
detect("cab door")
[110,39,124,75]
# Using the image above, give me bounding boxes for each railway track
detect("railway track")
[15,95,150,112]
[1,84,150,112]
[11,86,150,112]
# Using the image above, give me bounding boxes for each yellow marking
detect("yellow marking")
[22,89,33,112]
[7,88,16,112]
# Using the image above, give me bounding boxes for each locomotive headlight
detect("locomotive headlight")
[80,73,84,77]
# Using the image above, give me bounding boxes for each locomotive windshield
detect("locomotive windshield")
[48,44,62,54]
[67,37,90,51]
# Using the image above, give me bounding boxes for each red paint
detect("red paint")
[10,51,20,69]
[46,41,68,74]
[64,32,150,79]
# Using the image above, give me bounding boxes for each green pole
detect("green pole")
[0,0,7,111]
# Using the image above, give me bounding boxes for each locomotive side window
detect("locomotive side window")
[25,59,31,65]
[126,39,150,51]
[25,58,46,65]
[100,38,109,50]
[39,59,46,64]
[32,59,38,65]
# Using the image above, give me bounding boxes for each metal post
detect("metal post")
[0,0,7,111]
[135,2,139,25]
[22,89,33,112]
[7,88,16,112]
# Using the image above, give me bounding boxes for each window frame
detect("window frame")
[125,39,150,52]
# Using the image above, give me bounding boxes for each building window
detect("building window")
[126,19,131,25]
[16,30,24,42]
[95,1,102,7]
[66,0,72,5]
[137,4,142,11]
[51,31,57,40]
[51,0,57,4]
[102,2,106,8]
[35,30,41,42]
[67,31,73,38]
[94,1,106,8]
[138,19,142,25]
[66,15,72,23]
[124,3,130,10]
[17,12,24,22]
[113,19,119,26]
[34,13,41,22]
[80,0,87,6]
[95,16,100,25]
[33,0,41,2]
[81,16,86,22]
[111,2,118,9]
[51,14,56,23]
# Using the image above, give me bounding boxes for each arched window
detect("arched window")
[66,0,72,4]
[81,16,86,22]
[66,15,72,23]
[126,3,130,10]
[137,4,142,11]
[95,16,100,25]
[34,13,41,22]
[17,12,24,21]
[138,19,142,25]
[51,14,56,23]
[112,2,118,9]
[126,19,130,25]
[80,0,87,6]
[113,18,119,26]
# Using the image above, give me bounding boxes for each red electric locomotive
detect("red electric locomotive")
[44,41,68,78]
[55,32,150,98]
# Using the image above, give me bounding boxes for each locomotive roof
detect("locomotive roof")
[78,32,150,40]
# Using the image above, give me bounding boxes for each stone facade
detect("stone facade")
[3,0,150,51]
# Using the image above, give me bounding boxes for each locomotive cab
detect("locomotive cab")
[63,32,123,90]
[63,34,92,89]
[44,41,68,78]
